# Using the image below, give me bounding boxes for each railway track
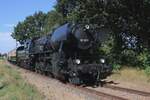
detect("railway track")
[104,84,150,97]
[69,84,127,100]
[7,61,150,100]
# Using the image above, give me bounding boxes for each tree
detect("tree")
[55,0,150,48]
[44,10,64,33]
[12,11,47,43]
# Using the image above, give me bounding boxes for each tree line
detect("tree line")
[12,0,150,75]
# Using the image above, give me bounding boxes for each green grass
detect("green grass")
[0,60,44,100]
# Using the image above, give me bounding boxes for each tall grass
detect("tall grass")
[110,67,150,84]
[0,60,44,100]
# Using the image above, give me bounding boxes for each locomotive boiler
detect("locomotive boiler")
[16,23,112,85]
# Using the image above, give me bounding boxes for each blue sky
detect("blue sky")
[0,0,56,53]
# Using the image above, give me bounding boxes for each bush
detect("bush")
[120,50,138,66]
[0,57,3,60]
[145,66,150,76]
[131,49,150,76]
[99,36,114,55]
[112,63,121,71]
[136,50,150,69]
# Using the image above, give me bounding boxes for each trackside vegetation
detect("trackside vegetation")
[109,67,150,85]
[12,0,150,76]
[0,60,44,100]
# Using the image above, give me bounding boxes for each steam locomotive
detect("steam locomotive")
[16,23,112,85]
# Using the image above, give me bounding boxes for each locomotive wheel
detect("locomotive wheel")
[67,59,81,85]
[51,53,61,78]
[45,62,54,78]
[51,52,67,82]
[35,61,40,73]
[39,62,45,75]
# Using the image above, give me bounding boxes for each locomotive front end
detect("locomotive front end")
[75,58,112,79]
[68,24,112,85]
[68,56,112,85]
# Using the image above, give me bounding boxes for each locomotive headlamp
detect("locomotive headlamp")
[100,58,105,64]
[85,25,90,29]
[75,59,81,64]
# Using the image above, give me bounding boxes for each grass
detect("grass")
[109,66,150,85]
[0,60,44,100]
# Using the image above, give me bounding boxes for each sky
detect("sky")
[0,0,56,53]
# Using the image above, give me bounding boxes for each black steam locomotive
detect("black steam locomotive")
[16,23,112,85]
